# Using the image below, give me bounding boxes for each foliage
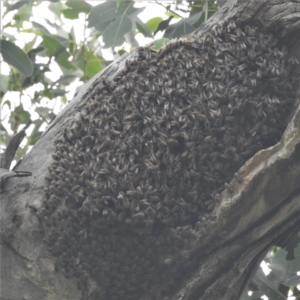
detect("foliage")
[241,237,300,299]
[0,0,299,299]
[0,0,221,159]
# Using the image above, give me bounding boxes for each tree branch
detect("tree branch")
[1,1,300,300]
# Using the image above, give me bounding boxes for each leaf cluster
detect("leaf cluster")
[242,235,300,299]
[0,0,220,160]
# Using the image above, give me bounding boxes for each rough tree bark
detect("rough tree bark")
[1,0,300,299]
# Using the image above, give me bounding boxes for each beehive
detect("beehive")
[41,21,298,299]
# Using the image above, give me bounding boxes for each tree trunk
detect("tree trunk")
[1,0,300,299]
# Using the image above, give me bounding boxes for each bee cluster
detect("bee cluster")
[42,20,297,299]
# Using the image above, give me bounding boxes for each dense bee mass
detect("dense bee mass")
[41,21,298,299]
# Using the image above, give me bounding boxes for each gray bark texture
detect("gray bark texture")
[1,0,300,299]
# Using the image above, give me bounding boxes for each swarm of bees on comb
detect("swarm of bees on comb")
[41,20,298,299]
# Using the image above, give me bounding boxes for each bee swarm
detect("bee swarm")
[41,21,298,299]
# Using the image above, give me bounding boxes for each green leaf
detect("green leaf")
[268,246,300,285]
[34,109,55,123]
[288,246,300,274]
[2,100,11,109]
[136,17,153,38]
[7,0,30,12]
[84,51,104,78]
[0,75,9,94]
[54,74,77,84]
[53,35,70,47]
[32,21,51,35]
[61,96,68,105]
[127,6,145,20]
[61,9,77,20]
[13,2,32,24]
[9,104,31,132]
[0,122,7,134]
[29,130,42,145]
[118,49,126,56]
[252,268,286,300]
[48,1,66,19]
[116,0,125,10]
[124,27,139,48]
[24,35,38,53]
[0,40,33,76]
[93,21,111,34]
[48,89,67,96]
[269,248,288,279]
[69,67,84,80]
[146,17,163,33]
[43,90,55,100]
[27,46,45,59]
[44,18,63,33]
[87,1,133,33]
[17,111,31,124]
[294,242,300,257]
[2,31,16,41]
[87,1,119,30]
[42,35,73,70]
[68,28,76,54]
[62,0,91,19]
[66,0,91,12]
[152,38,170,50]
[74,49,103,79]
[164,19,195,39]
[28,121,44,146]
[286,274,300,286]
[35,106,51,119]
[103,15,132,49]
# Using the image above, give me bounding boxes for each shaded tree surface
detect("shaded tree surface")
[1,0,300,299]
